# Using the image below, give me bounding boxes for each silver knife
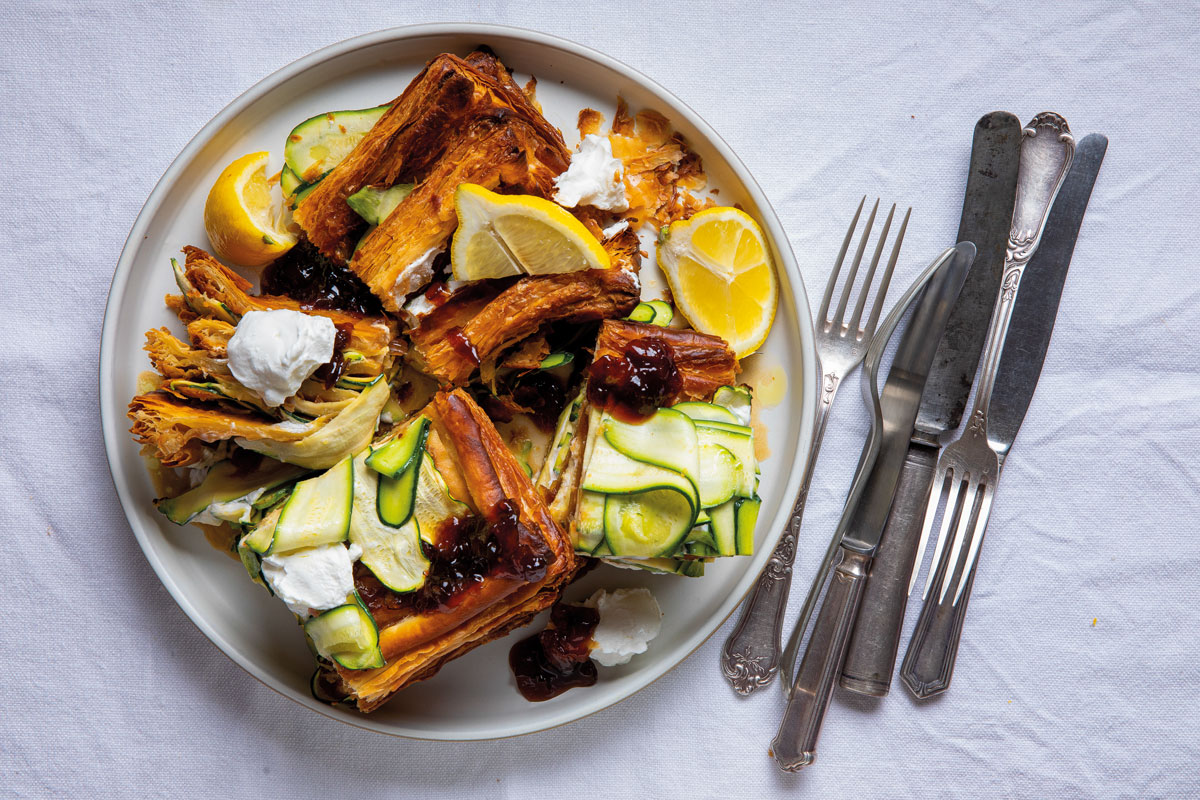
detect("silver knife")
[771,242,973,771]
[839,112,1023,697]
[899,133,1108,698]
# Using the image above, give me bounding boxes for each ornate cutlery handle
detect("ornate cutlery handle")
[771,548,870,771]
[720,370,838,695]
[900,522,984,698]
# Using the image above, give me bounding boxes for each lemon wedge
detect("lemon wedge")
[203,152,297,267]
[451,183,610,281]
[657,207,779,359]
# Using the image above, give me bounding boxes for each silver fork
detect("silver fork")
[721,197,910,695]
[900,113,1075,699]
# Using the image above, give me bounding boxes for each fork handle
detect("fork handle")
[839,443,938,696]
[899,526,985,699]
[721,371,838,695]
[772,548,870,771]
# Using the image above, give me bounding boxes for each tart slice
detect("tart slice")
[537,320,761,572]
[127,246,400,469]
[306,389,577,711]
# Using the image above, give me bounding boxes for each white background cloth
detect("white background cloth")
[2,1,1198,797]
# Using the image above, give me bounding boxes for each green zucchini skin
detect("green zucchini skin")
[284,105,390,184]
[303,600,385,670]
[538,352,574,370]
[156,459,308,525]
[349,452,429,594]
[366,417,430,477]
[377,461,420,528]
[346,183,415,226]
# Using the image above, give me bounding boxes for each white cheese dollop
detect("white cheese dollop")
[261,542,362,617]
[226,309,336,407]
[584,587,663,667]
[554,134,629,212]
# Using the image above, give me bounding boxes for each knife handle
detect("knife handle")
[839,445,938,696]
[899,526,985,699]
[771,548,870,771]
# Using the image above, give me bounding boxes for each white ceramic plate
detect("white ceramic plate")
[99,23,817,740]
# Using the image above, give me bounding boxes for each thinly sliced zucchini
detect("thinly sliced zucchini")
[685,541,719,557]
[686,522,718,551]
[696,441,739,508]
[672,400,740,425]
[285,105,390,184]
[292,180,321,208]
[603,489,696,558]
[347,183,414,225]
[237,534,270,591]
[536,390,582,490]
[695,423,756,498]
[280,164,304,198]
[349,452,429,592]
[645,300,674,326]
[335,374,382,392]
[713,385,753,426]
[694,419,752,434]
[710,500,737,556]
[573,490,607,554]
[366,416,430,477]
[156,459,308,525]
[602,556,705,577]
[736,496,761,555]
[304,601,385,670]
[624,300,673,326]
[625,302,656,323]
[412,456,470,546]
[581,435,698,514]
[377,460,420,528]
[271,456,354,554]
[601,408,698,480]
[252,484,293,512]
[538,352,574,370]
[243,505,281,554]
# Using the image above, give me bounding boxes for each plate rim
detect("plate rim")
[99,21,817,740]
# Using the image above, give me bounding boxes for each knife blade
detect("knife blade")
[839,112,1022,697]
[899,132,1107,698]
[988,133,1108,453]
[919,111,1025,438]
[771,243,973,771]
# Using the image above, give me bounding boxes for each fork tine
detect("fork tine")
[820,196,866,325]
[848,203,896,335]
[952,482,995,605]
[863,206,911,338]
[832,198,879,329]
[921,469,961,600]
[908,460,946,596]
[938,479,981,604]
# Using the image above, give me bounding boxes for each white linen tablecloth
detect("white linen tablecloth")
[3,1,1198,796]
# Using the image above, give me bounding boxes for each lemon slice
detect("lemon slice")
[451,183,610,281]
[657,207,779,359]
[203,151,297,267]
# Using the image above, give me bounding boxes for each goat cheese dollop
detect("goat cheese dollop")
[261,542,362,617]
[584,587,662,666]
[226,309,336,407]
[554,135,629,212]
